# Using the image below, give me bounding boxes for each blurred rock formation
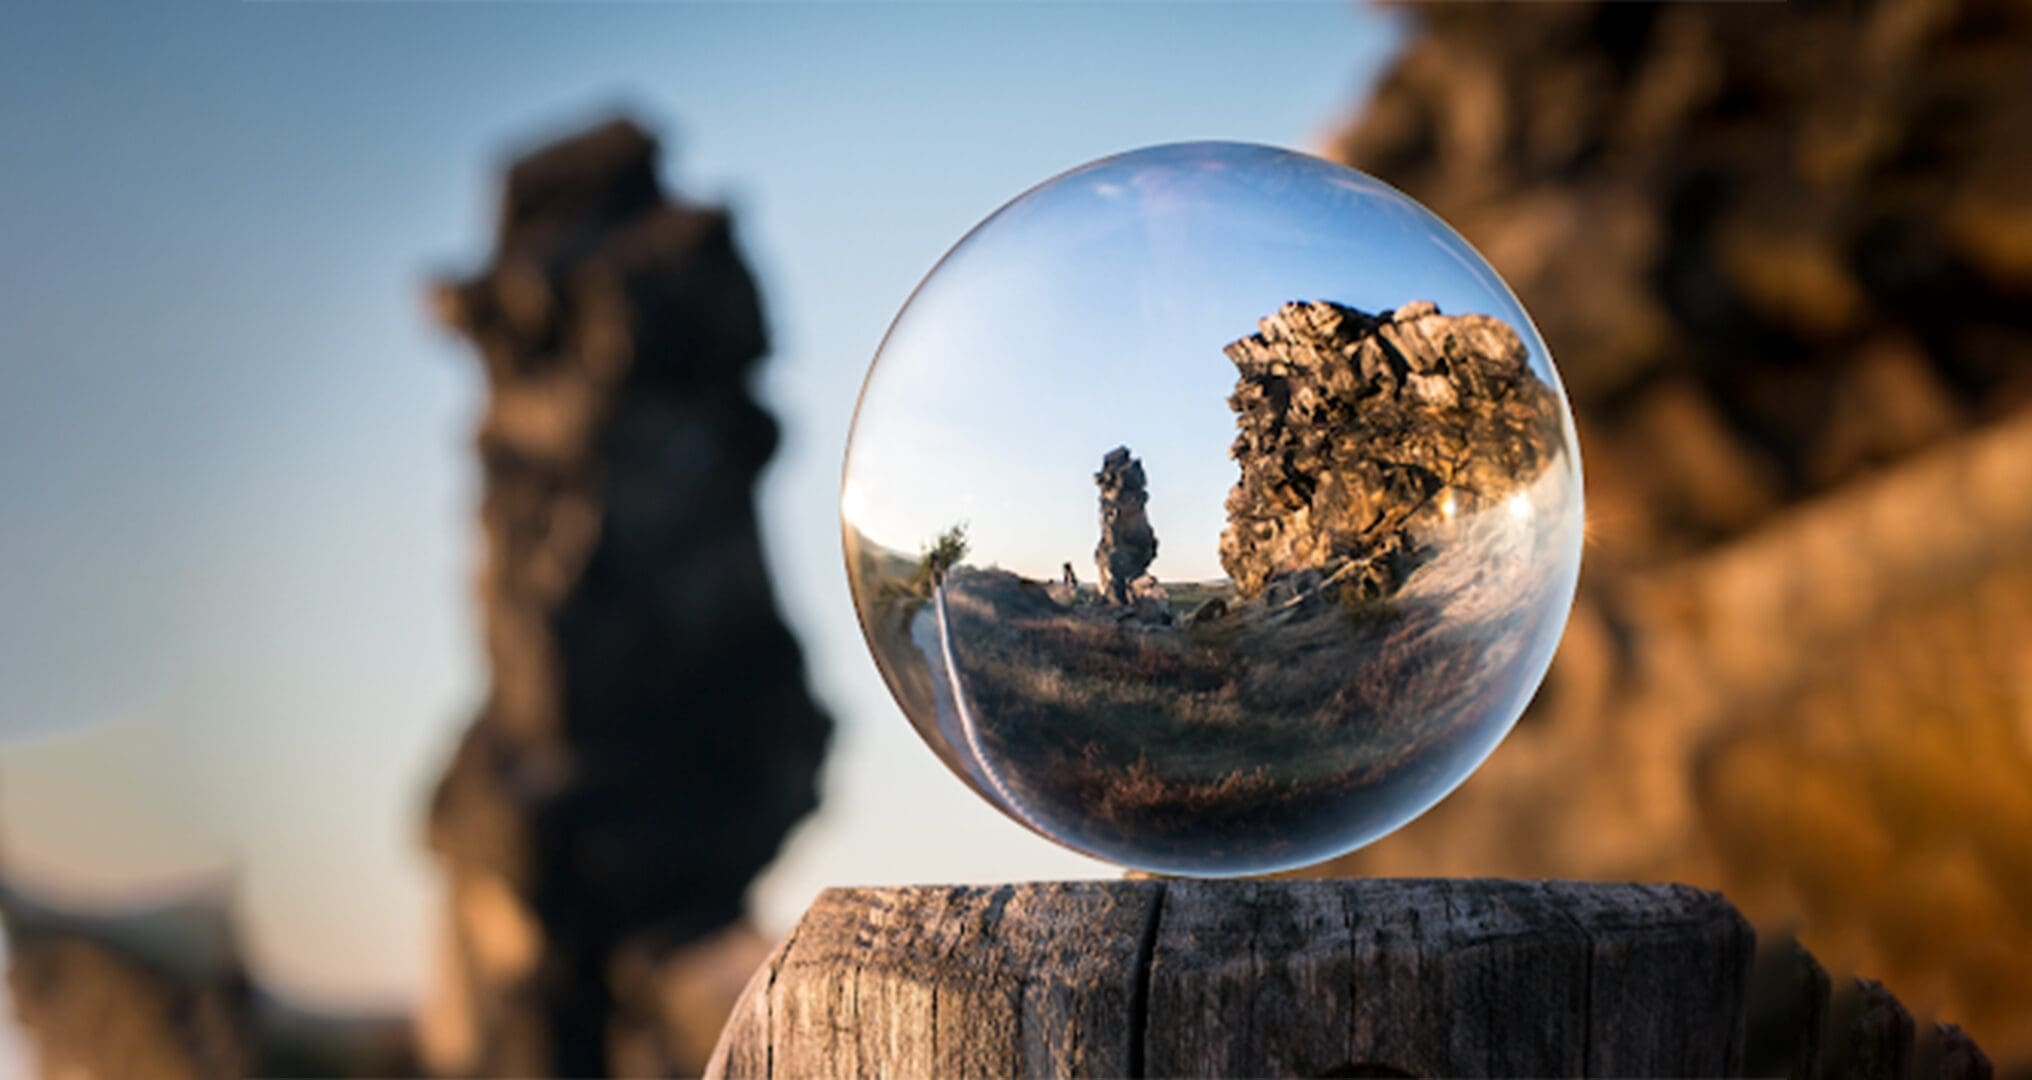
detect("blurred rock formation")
[0,879,415,1079]
[425,118,830,1077]
[1219,299,1563,604]
[1093,446,1158,604]
[1,881,250,1080]
[1325,0,2032,1060]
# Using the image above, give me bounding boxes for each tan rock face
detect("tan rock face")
[1326,0,2032,1059]
[1093,446,1158,604]
[428,118,831,1078]
[1333,2,2032,550]
[1218,300,1564,602]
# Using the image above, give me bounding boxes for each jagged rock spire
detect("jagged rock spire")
[1094,446,1158,605]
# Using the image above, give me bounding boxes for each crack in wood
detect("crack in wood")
[1127,880,1168,1079]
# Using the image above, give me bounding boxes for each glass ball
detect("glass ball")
[842,142,1583,877]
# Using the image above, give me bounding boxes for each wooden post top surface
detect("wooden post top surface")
[706,878,1990,1079]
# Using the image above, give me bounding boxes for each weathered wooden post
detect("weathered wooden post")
[706,879,1991,1079]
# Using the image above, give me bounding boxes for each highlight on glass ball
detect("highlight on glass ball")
[842,142,1583,877]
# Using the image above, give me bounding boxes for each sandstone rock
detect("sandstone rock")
[1180,596,1228,627]
[1217,299,1564,603]
[1332,0,2032,537]
[1125,574,1172,624]
[0,881,253,1080]
[426,117,830,1078]
[0,879,418,1079]
[1093,446,1158,604]
[1325,4,2032,1058]
[1043,561,1083,605]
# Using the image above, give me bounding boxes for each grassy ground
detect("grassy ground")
[1164,580,1236,614]
[932,563,1543,868]
[846,497,1574,873]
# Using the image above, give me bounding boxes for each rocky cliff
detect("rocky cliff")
[1219,300,1563,603]
[1324,0,2032,1062]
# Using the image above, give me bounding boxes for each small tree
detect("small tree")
[916,523,970,591]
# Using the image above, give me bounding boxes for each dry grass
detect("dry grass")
[934,564,1548,863]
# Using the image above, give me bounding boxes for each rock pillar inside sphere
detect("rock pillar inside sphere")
[1219,300,1564,603]
[1093,445,1159,604]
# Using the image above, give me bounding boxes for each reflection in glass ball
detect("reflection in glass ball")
[843,142,1583,877]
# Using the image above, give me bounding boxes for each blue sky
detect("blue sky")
[0,0,1401,1010]
[844,142,1549,583]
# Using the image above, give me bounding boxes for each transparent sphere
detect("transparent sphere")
[843,142,1582,876]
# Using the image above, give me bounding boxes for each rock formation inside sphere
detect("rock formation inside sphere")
[848,295,1579,873]
[1220,300,1565,604]
[1093,445,1158,604]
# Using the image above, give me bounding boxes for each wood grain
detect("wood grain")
[705,879,1988,1079]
